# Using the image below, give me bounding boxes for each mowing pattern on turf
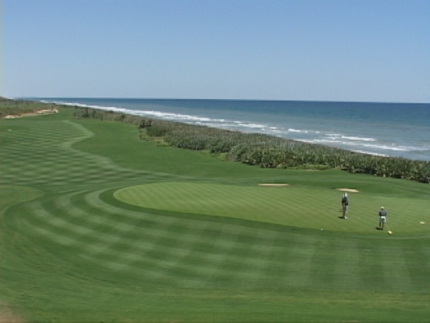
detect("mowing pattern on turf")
[1,117,430,295]
[0,120,175,189]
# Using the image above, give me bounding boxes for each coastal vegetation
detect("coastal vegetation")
[72,106,430,183]
[1,98,429,322]
[0,96,58,118]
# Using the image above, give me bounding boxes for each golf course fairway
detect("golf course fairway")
[1,107,430,322]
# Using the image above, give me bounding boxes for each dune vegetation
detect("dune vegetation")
[73,106,430,183]
[1,99,429,322]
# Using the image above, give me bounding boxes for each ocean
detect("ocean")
[38,98,430,161]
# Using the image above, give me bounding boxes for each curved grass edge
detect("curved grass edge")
[106,185,428,240]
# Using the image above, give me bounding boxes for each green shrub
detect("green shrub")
[72,106,430,184]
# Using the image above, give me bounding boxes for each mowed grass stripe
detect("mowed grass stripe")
[308,237,339,289]
[19,200,184,279]
[23,200,135,249]
[332,240,362,291]
[18,191,302,286]
[1,119,160,188]
[243,234,285,289]
[87,188,289,242]
[380,245,413,292]
[9,177,430,289]
[57,192,202,245]
[101,223,290,289]
[75,227,268,289]
[92,182,422,296]
[282,234,318,288]
[402,244,430,293]
[18,193,173,252]
[358,243,386,291]
[212,228,262,283]
[1,121,80,145]
[199,226,248,288]
[84,189,194,230]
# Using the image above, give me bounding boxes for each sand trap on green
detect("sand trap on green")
[114,182,430,234]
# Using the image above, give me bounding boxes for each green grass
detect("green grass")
[115,182,429,234]
[1,108,430,322]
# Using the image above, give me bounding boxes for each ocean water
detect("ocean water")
[39,98,430,161]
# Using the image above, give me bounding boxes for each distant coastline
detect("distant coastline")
[71,105,430,184]
[34,97,430,162]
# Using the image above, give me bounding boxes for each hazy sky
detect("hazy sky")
[3,0,430,102]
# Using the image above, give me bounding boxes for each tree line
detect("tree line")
[73,107,430,184]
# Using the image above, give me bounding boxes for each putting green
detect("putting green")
[114,182,430,234]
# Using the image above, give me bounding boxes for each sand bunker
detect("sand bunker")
[337,188,359,193]
[259,184,290,187]
[0,301,25,323]
[2,109,58,119]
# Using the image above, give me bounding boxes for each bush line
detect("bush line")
[71,107,429,184]
[0,97,58,118]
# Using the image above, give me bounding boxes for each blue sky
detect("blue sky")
[3,0,430,102]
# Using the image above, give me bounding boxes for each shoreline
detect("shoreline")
[65,101,422,161]
[42,98,428,161]
[71,104,430,184]
[2,97,429,163]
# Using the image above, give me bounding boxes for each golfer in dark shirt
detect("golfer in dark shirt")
[341,193,349,219]
[378,207,387,230]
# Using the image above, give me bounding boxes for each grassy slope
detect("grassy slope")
[1,108,429,322]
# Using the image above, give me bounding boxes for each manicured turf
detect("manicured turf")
[115,182,429,233]
[1,109,429,322]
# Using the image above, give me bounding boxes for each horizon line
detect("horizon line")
[10,96,430,105]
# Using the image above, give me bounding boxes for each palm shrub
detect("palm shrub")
[71,107,430,184]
